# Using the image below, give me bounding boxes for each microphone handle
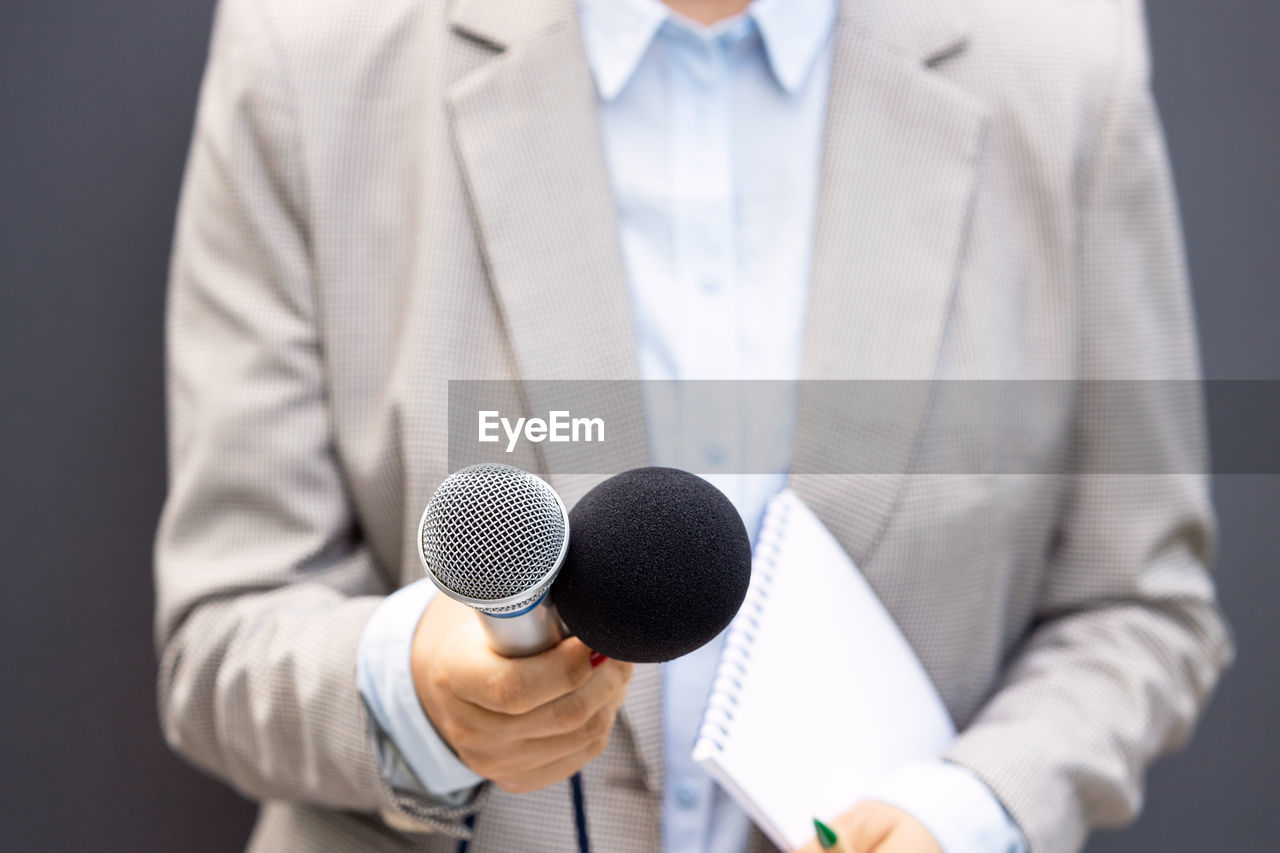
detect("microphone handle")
[478,598,568,657]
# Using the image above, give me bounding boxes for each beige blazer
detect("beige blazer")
[155,0,1231,851]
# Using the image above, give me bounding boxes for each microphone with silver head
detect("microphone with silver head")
[417,463,569,657]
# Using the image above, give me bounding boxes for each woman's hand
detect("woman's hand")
[411,594,633,793]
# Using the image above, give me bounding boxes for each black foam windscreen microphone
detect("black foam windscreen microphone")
[552,467,752,663]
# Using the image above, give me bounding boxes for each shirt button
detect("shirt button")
[675,780,700,809]
[704,443,727,467]
[699,276,721,295]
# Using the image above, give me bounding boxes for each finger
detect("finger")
[491,735,611,795]
[458,657,630,741]
[512,658,632,738]
[470,690,626,776]
[452,635,595,713]
[520,685,626,754]
[440,659,628,750]
[838,803,895,853]
[864,808,942,853]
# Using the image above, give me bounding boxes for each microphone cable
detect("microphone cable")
[455,771,590,853]
[570,771,591,853]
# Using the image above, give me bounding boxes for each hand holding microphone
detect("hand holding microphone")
[411,464,632,793]
[411,595,632,794]
[409,463,751,794]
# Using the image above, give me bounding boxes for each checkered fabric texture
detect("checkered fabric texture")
[155,0,1231,851]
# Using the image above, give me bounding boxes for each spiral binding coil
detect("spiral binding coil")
[694,499,792,755]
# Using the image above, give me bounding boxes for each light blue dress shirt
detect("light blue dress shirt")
[358,1,1029,851]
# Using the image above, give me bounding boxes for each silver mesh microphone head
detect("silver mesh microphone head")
[418,464,569,615]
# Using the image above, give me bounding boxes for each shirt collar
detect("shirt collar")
[751,0,839,94]
[578,0,838,102]
[577,0,669,102]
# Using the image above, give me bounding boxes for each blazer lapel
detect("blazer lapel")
[792,0,989,565]
[446,4,637,385]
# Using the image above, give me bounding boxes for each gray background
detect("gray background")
[0,0,1275,850]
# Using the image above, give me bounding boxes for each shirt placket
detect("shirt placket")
[670,27,739,480]
[664,25,739,852]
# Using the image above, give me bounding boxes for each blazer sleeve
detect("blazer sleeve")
[154,0,482,833]
[944,4,1233,852]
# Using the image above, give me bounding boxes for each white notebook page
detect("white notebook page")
[692,489,955,851]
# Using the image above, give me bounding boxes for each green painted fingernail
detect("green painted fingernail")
[814,817,838,850]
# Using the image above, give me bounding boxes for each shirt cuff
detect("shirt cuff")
[864,759,1028,853]
[357,578,486,797]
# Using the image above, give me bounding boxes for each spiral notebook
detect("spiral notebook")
[692,489,956,851]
